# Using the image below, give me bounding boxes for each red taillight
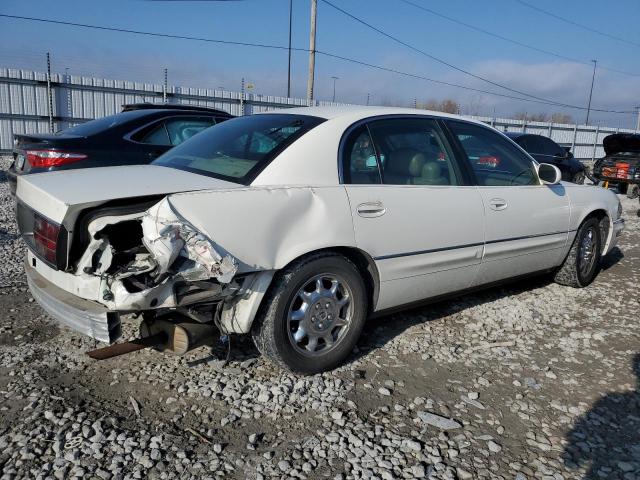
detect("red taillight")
[26,150,88,168]
[33,214,60,263]
[478,156,500,167]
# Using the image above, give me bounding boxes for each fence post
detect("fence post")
[240,77,245,116]
[571,124,578,152]
[592,125,599,162]
[46,52,54,133]
[163,68,168,104]
[547,122,552,137]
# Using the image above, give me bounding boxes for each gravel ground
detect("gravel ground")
[1,156,639,480]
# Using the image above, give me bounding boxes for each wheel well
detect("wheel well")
[332,247,379,314]
[279,247,380,314]
[583,209,610,253]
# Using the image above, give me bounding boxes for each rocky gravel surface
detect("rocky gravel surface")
[1,156,639,480]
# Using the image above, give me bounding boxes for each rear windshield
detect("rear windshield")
[62,111,144,136]
[152,114,325,184]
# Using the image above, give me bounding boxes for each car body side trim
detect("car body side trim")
[373,229,576,261]
[374,242,484,261]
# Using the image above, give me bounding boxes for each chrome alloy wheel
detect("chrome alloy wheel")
[287,274,353,356]
[578,227,597,277]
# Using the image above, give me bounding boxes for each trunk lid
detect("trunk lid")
[16,164,242,225]
[602,133,640,157]
[13,133,88,174]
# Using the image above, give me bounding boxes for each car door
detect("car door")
[446,120,570,285]
[342,117,485,311]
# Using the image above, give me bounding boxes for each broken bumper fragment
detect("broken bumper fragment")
[26,259,121,343]
[75,197,239,312]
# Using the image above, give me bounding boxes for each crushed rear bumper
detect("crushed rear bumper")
[25,258,121,343]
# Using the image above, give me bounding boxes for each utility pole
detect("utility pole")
[585,59,597,125]
[287,0,293,97]
[635,106,640,132]
[307,0,317,103]
[331,76,338,102]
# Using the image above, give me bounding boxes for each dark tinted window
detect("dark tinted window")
[140,123,171,145]
[525,135,560,157]
[449,121,538,186]
[368,118,460,185]
[140,117,215,146]
[342,126,381,184]
[153,114,324,184]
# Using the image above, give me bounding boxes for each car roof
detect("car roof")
[122,103,233,116]
[257,105,488,126]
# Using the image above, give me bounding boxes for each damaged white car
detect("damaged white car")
[17,107,624,373]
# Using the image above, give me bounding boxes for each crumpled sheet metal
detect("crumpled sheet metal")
[141,198,238,284]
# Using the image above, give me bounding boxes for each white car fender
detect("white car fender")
[564,183,621,254]
[162,185,358,272]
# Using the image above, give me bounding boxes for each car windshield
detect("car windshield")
[61,111,142,136]
[152,113,325,184]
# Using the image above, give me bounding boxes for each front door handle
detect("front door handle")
[357,202,386,218]
[489,198,508,211]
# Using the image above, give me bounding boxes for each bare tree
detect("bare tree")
[513,112,549,122]
[418,98,460,114]
[513,112,574,124]
[550,113,574,124]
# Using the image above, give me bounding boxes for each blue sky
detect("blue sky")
[0,0,639,127]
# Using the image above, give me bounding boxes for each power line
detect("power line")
[319,0,600,110]
[317,50,635,114]
[0,13,308,52]
[399,0,640,77]
[0,12,635,114]
[516,0,640,49]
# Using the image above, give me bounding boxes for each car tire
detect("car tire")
[571,171,585,184]
[251,252,367,374]
[554,217,602,288]
[627,184,639,199]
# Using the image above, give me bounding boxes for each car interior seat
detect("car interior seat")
[384,148,426,184]
[414,161,449,185]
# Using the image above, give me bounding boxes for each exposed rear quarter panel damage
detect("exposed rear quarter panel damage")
[163,185,357,272]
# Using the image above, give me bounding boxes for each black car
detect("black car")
[7,103,233,194]
[504,132,587,184]
[592,133,640,197]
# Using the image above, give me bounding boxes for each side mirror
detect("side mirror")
[562,146,573,158]
[538,163,562,184]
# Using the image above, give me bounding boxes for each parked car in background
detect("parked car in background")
[592,133,640,198]
[16,107,624,374]
[504,132,588,184]
[7,103,233,194]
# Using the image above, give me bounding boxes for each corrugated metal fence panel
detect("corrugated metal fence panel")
[1,68,638,158]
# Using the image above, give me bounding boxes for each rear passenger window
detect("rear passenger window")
[342,126,381,184]
[138,117,215,146]
[165,118,214,145]
[449,121,538,186]
[369,118,460,185]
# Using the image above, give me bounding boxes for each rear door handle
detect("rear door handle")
[489,198,508,211]
[357,202,386,218]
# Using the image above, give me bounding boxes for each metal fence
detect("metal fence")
[1,67,637,161]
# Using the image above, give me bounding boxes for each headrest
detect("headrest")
[422,161,442,180]
[387,149,426,177]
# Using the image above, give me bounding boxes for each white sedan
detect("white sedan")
[16,106,624,373]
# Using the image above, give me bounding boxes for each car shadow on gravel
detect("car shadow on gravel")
[600,246,624,272]
[352,273,553,360]
[562,353,640,479]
